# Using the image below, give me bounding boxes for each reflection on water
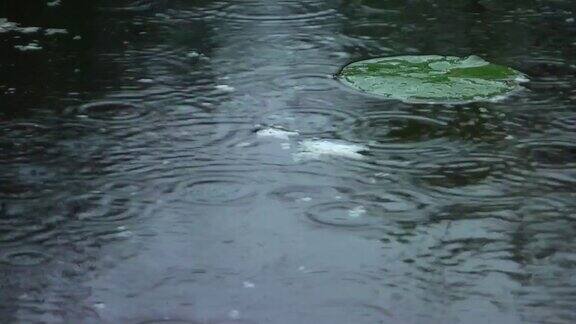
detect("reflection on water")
[1,0,575,323]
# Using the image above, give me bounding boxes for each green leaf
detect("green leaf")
[337,55,527,104]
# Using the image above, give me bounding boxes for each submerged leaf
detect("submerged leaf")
[337,55,527,104]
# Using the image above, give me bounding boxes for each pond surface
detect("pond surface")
[1,0,575,323]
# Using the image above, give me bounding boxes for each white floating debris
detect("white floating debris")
[94,302,106,310]
[281,143,291,150]
[256,127,298,140]
[299,197,312,202]
[45,28,68,36]
[235,142,252,148]
[505,135,515,140]
[155,13,171,19]
[116,230,133,238]
[14,43,43,52]
[47,0,62,7]
[186,51,209,61]
[186,51,201,59]
[348,206,367,218]
[73,35,82,40]
[514,75,530,83]
[0,18,40,34]
[242,281,255,288]
[229,310,241,320]
[215,84,235,92]
[20,27,41,34]
[296,139,368,160]
[137,78,154,84]
[0,18,19,33]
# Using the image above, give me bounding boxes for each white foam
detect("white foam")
[348,206,367,218]
[229,310,241,320]
[0,18,18,33]
[242,281,255,288]
[20,27,41,34]
[93,303,106,310]
[45,28,68,36]
[187,51,209,61]
[515,75,530,83]
[215,84,235,92]
[137,78,154,84]
[47,0,62,7]
[296,139,367,160]
[256,127,298,140]
[186,51,201,59]
[0,18,41,34]
[14,43,43,52]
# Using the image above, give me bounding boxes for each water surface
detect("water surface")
[1,0,576,323]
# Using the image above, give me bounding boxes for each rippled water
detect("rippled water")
[1,0,575,323]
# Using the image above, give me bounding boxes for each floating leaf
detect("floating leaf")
[337,55,527,104]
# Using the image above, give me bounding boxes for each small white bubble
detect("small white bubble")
[256,127,298,140]
[94,302,106,310]
[348,206,366,218]
[215,84,235,92]
[47,0,62,7]
[229,310,241,319]
[236,142,252,148]
[296,139,367,160]
[14,43,43,52]
[45,28,68,36]
[243,281,255,288]
[116,231,133,238]
[186,51,201,59]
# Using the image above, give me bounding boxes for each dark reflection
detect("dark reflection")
[0,0,220,322]
[1,0,576,323]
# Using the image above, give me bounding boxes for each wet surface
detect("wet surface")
[1,0,576,323]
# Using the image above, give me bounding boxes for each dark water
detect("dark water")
[1,0,576,323]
